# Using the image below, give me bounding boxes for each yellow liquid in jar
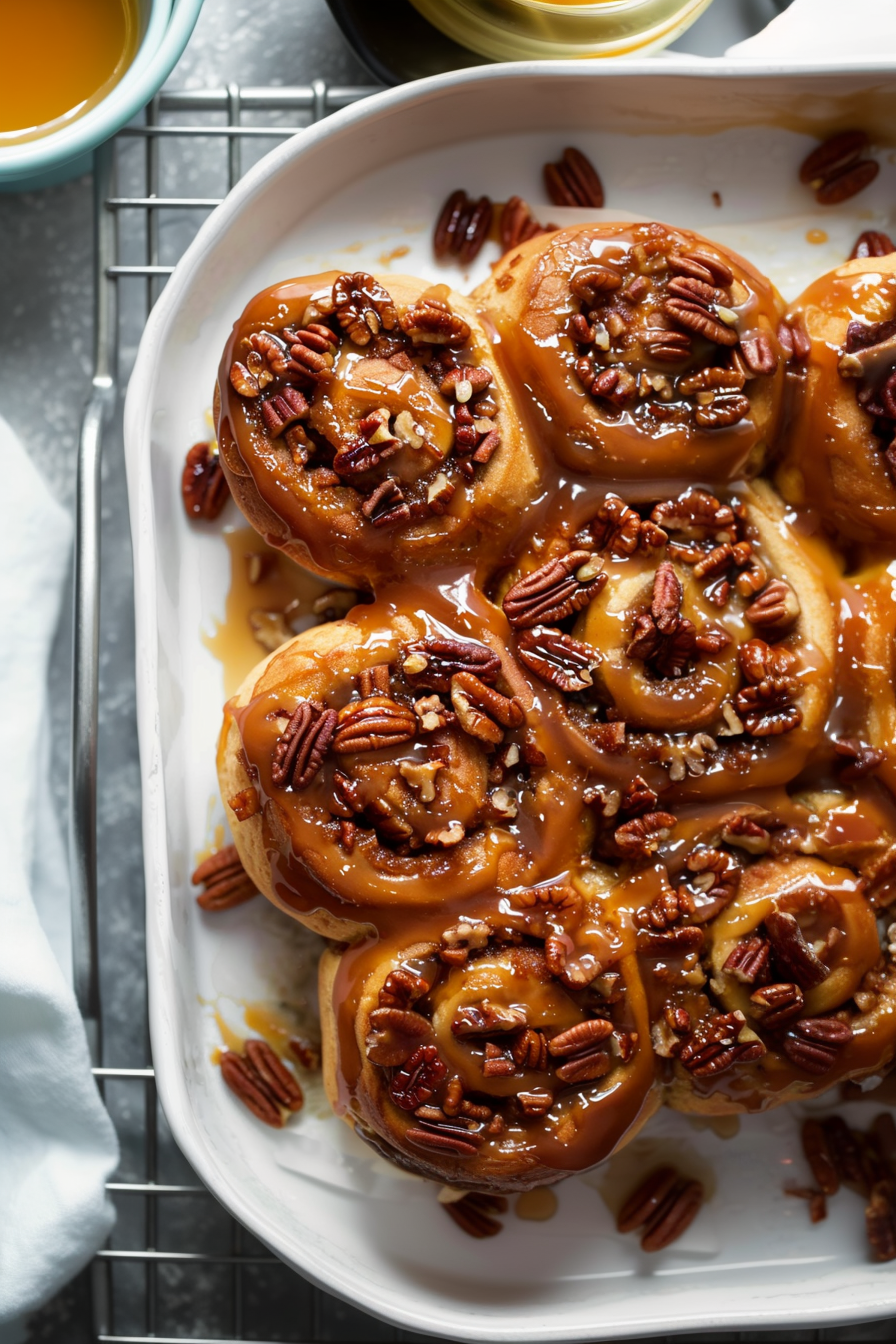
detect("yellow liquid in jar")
[0,0,140,144]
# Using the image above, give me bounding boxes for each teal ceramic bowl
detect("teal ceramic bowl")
[0,0,204,192]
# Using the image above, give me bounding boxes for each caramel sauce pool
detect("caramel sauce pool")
[0,0,140,144]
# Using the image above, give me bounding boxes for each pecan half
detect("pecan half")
[401,638,500,692]
[802,1119,840,1196]
[800,130,869,186]
[782,1018,853,1075]
[544,146,604,209]
[867,1182,896,1261]
[192,845,256,912]
[548,1019,614,1057]
[333,695,416,753]
[400,296,470,347]
[669,250,734,287]
[332,272,398,346]
[244,1039,304,1112]
[366,1007,431,1066]
[361,477,410,528]
[503,551,606,629]
[723,935,771,985]
[451,671,523,744]
[284,322,339,381]
[617,1167,704,1252]
[764,909,829,989]
[651,489,736,541]
[679,1011,764,1076]
[443,1192,507,1238]
[260,385,309,437]
[617,1166,679,1234]
[220,1050,284,1127]
[451,1001,527,1037]
[817,159,879,206]
[271,701,338,789]
[738,331,778,376]
[664,297,738,347]
[433,189,493,265]
[589,494,667,556]
[615,811,676,860]
[749,982,804,1027]
[745,578,801,635]
[517,627,598,693]
[378,968,430,1010]
[851,230,896,260]
[182,442,230,521]
[835,738,885,782]
[390,1044,447,1110]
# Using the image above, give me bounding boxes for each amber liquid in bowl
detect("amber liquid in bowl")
[0,0,141,146]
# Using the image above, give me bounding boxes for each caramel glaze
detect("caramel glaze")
[775,255,896,548]
[215,272,540,591]
[321,874,658,1191]
[475,222,787,483]
[627,786,896,1115]
[209,230,896,1191]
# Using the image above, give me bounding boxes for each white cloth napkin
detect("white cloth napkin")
[726,0,896,60]
[0,415,118,1325]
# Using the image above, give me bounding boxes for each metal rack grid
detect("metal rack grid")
[68,82,420,1344]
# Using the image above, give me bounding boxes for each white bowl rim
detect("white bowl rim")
[125,57,896,1339]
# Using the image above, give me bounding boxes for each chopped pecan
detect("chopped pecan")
[182,442,230,521]
[782,1018,854,1075]
[284,322,339,381]
[271,701,338,789]
[802,1119,840,1196]
[333,695,416,753]
[400,296,470,347]
[517,627,598,693]
[517,1091,554,1116]
[577,361,637,408]
[440,920,491,966]
[390,1044,447,1110]
[679,1011,764,1076]
[260,385,309,437]
[503,551,606,629]
[723,935,771,985]
[680,846,741,919]
[361,477,410,527]
[512,1028,549,1071]
[228,787,260,823]
[589,494,667,556]
[764,909,829,989]
[413,694,451,734]
[745,578,801,635]
[544,146,604,209]
[367,1008,431,1067]
[450,671,524,744]
[851,230,896,260]
[443,1192,507,1238]
[451,1001,527,1037]
[402,638,500,692]
[834,738,884,782]
[650,489,736,541]
[332,429,399,479]
[332,272,398,346]
[378,968,430,1010]
[433,190,493,265]
[866,1182,896,1261]
[192,845,256,912]
[482,1042,515,1077]
[615,810,676,859]
[749,982,804,1027]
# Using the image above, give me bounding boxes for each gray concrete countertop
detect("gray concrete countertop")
[1,0,894,1339]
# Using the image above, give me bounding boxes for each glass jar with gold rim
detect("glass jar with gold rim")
[408,0,716,60]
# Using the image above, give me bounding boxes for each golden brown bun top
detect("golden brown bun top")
[474,220,787,485]
[777,253,896,546]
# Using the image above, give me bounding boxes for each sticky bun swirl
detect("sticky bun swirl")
[495,480,835,803]
[215,271,538,589]
[624,788,896,1114]
[775,254,896,546]
[218,597,590,940]
[320,877,657,1192]
[474,221,787,483]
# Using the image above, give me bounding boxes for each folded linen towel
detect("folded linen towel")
[0,415,118,1324]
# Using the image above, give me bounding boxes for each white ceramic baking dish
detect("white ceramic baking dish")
[124,61,896,1340]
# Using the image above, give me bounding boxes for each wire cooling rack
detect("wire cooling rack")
[67,74,893,1344]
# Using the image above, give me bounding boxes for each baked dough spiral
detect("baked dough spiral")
[215,271,539,589]
[474,221,787,483]
[320,876,657,1191]
[776,255,896,547]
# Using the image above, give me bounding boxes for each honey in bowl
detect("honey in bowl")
[0,0,141,146]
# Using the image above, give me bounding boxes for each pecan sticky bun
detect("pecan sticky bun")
[320,879,657,1191]
[625,788,896,1114]
[218,600,590,941]
[215,271,537,589]
[474,222,787,483]
[775,254,896,546]
[494,480,835,802]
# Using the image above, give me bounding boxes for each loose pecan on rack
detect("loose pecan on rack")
[617,1166,704,1251]
[543,146,604,208]
[433,190,493,265]
[182,442,230,521]
[271,700,338,789]
[192,845,257,912]
[503,551,606,629]
[799,130,879,205]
